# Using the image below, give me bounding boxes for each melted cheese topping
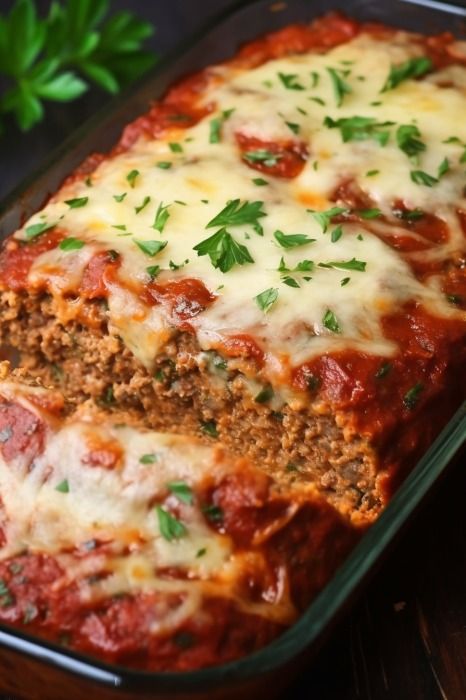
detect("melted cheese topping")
[0,384,297,627]
[21,32,466,380]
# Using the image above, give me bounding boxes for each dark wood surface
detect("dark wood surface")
[0,2,465,699]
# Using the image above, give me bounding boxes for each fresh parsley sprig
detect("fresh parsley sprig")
[0,0,156,133]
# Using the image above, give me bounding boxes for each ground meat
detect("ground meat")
[0,290,380,523]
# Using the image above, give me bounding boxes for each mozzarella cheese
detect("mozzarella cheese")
[21,32,466,381]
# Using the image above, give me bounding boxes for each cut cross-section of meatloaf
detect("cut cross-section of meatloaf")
[0,366,359,671]
[0,12,465,529]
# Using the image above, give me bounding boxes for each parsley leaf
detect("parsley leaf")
[437,157,450,178]
[278,72,304,90]
[282,276,300,288]
[55,479,69,493]
[209,108,234,144]
[285,121,300,135]
[126,169,139,188]
[152,202,170,233]
[169,142,183,153]
[381,56,432,92]
[167,481,193,505]
[410,170,438,187]
[113,192,127,202]
[396,124,426,161]
[255,287,278,313]
[324,115,393,145]
[322,309,341,333]
[156,161,172,169]
[193,228,254,273]
[308,206,348,232]
[252,178,269,186]
[134,239,167,257]
[358,208,382,219]
[273,230,315,248]
[135,195,151,214]
[326,67,352,107]
[330,225,343,242]
[321,257,366,272]
[24,221,55,239]
[403,382,424,409]
[140,453,159,464]
[156,506,187,541]
[65,196,88,209]
[243,150,281,167]
[206,199,266,229]
[59,237,85,251]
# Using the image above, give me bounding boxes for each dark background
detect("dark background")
[0,1,465,699]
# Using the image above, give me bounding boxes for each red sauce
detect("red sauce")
[0,398,45,464]
[236,133,308,179]
[143,278,216,331]
[79,251,121,299]
[0,230,64,292]
[215,333,265,365]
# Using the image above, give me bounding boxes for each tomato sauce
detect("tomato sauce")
[0,398,45,464]
[144,278,216,331]
[236,133,308,179]
[0,230,64,292]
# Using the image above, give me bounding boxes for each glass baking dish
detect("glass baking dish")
[0,0,465,698]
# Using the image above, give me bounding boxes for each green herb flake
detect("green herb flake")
[310,71,320,88]
[55,479,69,493]
[394,207,424,222]
[209,109,234,144]
[255,287,278,313]
[396,124,426,161]
[201,420,218,438]
[134,239,167,257]
[202,504,224,523]
[285,121,300,135]
[207,199,266,229]
[410,170,438,187]
[437,157,450,178]
[244,150,281,167]
[340,276,351,286]
[403,382,424,410]
[156,161,172,170]
[366,169,380,177]
[324,115,393,145]
[309,96,326,106]
[278,72,304,90]
[330,225,343,242]
[322,309,341,333]
[358,208,382,219]
[194,228,254,273]
[252,178,269,186]
[282,275,300,288]
[113,192,127,202]
[169,142,183,153]
[273,230,315,249]
[254,384,274,403]
[196,548,207,558]
[140,453,159,464]
[375,362,392,379]
[326,67,352,107]
[59,237,85,251]
[322,257,367,272]
[308,206,348,233]
[135,196,151,214]
[126,169,140,188]
[24,221,55,239]
[381,56,432,92]
[152,201,171,233]
[167,481,193,505]
[156,506,187,541]
[65,196,89,209]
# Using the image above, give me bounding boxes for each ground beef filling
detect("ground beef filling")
[0,290,379,522]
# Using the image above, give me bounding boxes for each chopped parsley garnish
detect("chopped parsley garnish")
[396,124,426,161]
[243,149,281,167]
[282,275,300,288]
[59,237,85,251]
[55,479,69,493]
[169,259,189,270]
[321,257,366,272]
[394,207,424,221]
[85,177,93,187]
[437,157,450,178]
[209,108,234,144]
[278,72,304,90]
[169,142,183,153]
[297,106,308,115]
[326,67,352,107]
[376,362,392,379]
[156,161,172,169]
[146,265,160,279]
[156,506,187,541]
[381,56,432,92]
[134,239,167,257]
[273,230,315,248]
[152,202,170,233]
[310,71,320,88]
[255,287,278,313]
[252,178,269,186]
[410,170,438,187]
[309,96,326,106]
[322,309,341,333]
[309,206,348,232]
[126,169,140,188]
[167,481,193,505]
[112,224,126,231]
[202,504,224,523]
[358,208,382,219]
[366,169,380,177]
[330,225,343,242]
[285,120,300,135]
[201,420,218,438]
[135,196,151,214]
[207,199,266,229]
[140,453,159,464]
[254,384,274,403]
[324,115,393,145]
[403,382,424,409]
[340,277,350,286]
[113,192,127,202]
[65,196,88,209]
[193,228,254,273]
[24,221,55,239]
[278,257,314,273]
[196,548,207,558]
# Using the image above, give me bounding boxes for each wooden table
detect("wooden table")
[0,1,465,698]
